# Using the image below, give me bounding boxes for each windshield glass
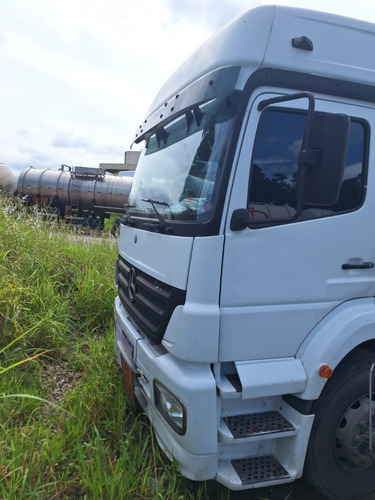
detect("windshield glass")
[127,94,239,226]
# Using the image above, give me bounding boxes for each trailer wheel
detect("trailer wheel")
[304,349,375,499]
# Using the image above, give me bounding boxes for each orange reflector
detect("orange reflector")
[319,364,333,378]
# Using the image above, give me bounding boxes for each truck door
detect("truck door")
[219,91,374,362]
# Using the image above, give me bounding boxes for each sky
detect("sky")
[2,0,375,177]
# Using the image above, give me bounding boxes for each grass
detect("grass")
[0,201,226,500]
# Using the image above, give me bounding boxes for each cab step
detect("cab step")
[216,455,293,490]
[227,411,295,437]
[232,455,291,485]
[219,410,296,443]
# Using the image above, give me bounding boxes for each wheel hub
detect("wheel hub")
[335,394,375,470]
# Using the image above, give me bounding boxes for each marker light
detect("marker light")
[154,380,186,435]
[319,364,333,378]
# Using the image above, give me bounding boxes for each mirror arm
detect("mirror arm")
[258,92,315,115]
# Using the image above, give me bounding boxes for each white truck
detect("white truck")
[114,5,375,498]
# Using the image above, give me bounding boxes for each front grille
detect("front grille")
[117,255,186,344]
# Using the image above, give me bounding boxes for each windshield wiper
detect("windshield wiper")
[142,198,174,234]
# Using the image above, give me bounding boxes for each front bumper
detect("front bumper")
[114,297,218,480]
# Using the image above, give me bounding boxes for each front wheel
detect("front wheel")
[304,349,375,499]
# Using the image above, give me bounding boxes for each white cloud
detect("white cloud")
[1,0,375,177]
[0,0,216,175]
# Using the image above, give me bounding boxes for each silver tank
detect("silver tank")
[0,163,16,194]
[17,166,133,210]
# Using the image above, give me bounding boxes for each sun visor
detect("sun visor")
[133,65,240,144]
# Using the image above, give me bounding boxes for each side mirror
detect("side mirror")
[299,113,350,206]
[232,91,351,231]
[230,208,250,231]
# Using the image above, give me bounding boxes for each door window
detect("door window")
[248,109,367,223]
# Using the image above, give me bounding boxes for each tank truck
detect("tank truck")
[17,165,133,230]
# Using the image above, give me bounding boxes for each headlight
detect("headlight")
[154,380,186,435]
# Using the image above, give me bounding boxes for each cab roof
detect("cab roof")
[134,4,375,142]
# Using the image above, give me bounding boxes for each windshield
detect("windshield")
[127,94,239,229]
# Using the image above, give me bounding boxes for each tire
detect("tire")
[304,349,375,499]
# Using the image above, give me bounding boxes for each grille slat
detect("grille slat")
[119,290,158,334]
[137,274,171,300]
[135,292,165,319]
[117,256,186,343]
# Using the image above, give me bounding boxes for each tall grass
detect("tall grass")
[0,202,224,500]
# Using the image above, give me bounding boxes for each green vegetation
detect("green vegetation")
[0,203,223,500]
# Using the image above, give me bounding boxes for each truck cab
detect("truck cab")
[114,5,375,498]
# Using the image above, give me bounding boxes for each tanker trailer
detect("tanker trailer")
[17,165,133,230]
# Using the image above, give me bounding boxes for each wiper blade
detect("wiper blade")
[142,198,169,208]
[142,198,174,234]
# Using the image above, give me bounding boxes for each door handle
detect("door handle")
[342,262,374,270]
